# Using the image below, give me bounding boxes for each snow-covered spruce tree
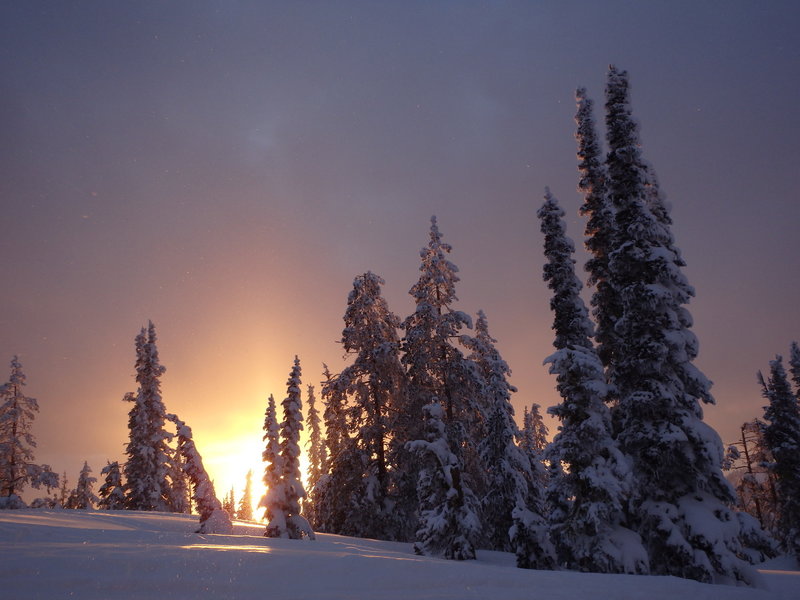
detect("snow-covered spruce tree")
[166,450,191,514]
[759,356,800,559]
[237,469,253,521]
[303,385,325,528]
[325,272,406,540]
[409,402,481,560]
[64,487,80,509]
[73,461,99,510]
[575,88,618,373]
[539,191,644,573]
[603,66,756,584]
[460,310,535,553]
[519,404,549,490]
[0,356,58,507]
[259,394,282,524]
[58,471,70,508]
[168,413,232,534]
[123,323,175,512]
[264,357,314,540]
[398,216,483,547]
[509,496,556,570]
[314,365,361,535]
[223,487,236,517]
[520,404,548,460]
[790,342,800,400]
[98,461,126,510]
[319,364,345,478]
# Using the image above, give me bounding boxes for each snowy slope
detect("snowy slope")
[1,510,797,600]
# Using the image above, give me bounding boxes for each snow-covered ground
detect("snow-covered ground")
[1,510,797,600]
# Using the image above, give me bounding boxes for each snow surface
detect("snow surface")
[0,510,797,600]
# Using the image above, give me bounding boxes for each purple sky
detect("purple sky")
[2,1,799,499]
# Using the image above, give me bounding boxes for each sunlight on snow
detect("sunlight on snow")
[0,512,133,531]
[180,543,273,554]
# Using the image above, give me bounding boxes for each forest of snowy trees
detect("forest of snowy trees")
[2,66,799,586]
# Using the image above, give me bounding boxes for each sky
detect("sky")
[2,1,799,505]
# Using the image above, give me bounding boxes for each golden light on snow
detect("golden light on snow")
[180,544,273,554]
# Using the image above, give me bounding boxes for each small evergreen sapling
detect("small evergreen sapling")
[223,487,236,517]
[58,471,70,508]
[237,469,254,521]
[98,461,126,510]
[73,461,99,510]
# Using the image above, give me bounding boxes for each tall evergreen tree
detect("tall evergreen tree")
[0,356,58,505]
[303,384,325,528]
[461,310,536,553]
[519,404,549,490]
[314,366,360,535]
[326,272,406,539]
[575,87,618,372]
[399,216,482,547]
[759,356,800,559]
[320,364,346,475]
[123,323,174,511]
[265,357,314,540]
[539,191,644,574]
[73,461,99,510]
[603,66,755,584]
[259,394,282,523]
[237,469,254,521]
[98,461,126,510]
[168,413,232,534]
[520,404,548,458]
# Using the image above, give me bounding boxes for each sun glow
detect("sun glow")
[200,427,312,521]
[203,435,267,520]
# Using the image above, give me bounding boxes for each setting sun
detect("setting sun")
[197,405,313,521]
